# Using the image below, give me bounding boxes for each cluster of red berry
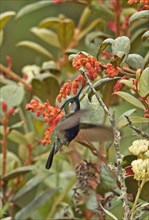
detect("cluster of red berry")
[106,63,120,78]
[57,53,101,102]
[128,0,149,4]
[26,99,64,145]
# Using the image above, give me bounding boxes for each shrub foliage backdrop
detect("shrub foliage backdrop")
[0,0,149,220]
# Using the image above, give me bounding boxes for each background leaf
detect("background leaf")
[30,27,60,48]
[13,173,49,201]
[112,36,130,61]
[2,166,34,181]
[16,41,54,59]
[16,1,52,19]
[129,10,149,25]
[1,84,25,108]
[96,163,117,195]
[126,54,145,70]
[15,189,57,220]
[0,11,16,30]
[126,176,149,201]
[138,67,149,97]
[57,18,74,49]
[32,73,60,104]
[114,91,146,110]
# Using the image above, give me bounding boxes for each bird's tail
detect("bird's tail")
[45,139,63,170]
[45,143,56,169]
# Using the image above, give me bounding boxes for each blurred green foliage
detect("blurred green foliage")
[0,0,149,220]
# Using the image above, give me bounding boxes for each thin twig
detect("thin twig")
[81,69,131,219]
[98,63,135,77]
[125,116,149,140]
[0,64,32,91]
[2,117,8,176]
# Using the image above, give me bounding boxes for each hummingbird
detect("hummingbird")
[45,88,87,169]
[45,89,113,170]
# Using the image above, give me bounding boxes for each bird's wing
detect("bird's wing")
[76,123,114,142]
[57,110,88,131]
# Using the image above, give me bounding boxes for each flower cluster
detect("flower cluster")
[131,159,149,181]
[57,77,85,103]
[105,63,120,78]
[26,99,64,145]
[72,53,101,80]
[129,139,149,181]
[129,139,149,158]
[128,0,149,4]
[57,53,101,103]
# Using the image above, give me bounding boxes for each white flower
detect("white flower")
[131,159,149,181]
[144,150,149,158]
[129,139,149,157]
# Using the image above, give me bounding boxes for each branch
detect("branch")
[0,64,32,91]
[81,69,131,220]
[125,116,149,140]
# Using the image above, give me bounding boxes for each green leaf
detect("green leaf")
[38,17,60,29]
[117,116,149,128]
[122,155,137,168]
[114,91,146,110]
[1,84,24,108]
[85,31,110,47]
[16,1,52,20]
[10,121,25,130]
[8,129,29,144]
[126,176,149,201]
[32,73,60,104]
[97,38,114,59]
[41,61,61,75]
[142,30,149,41]
[119,79,135,89]
[122,8,137,17]
[0,11,16,30]
[7,128,29,145]
[0,151,21,175]
[18,132,35,160]
[100,203,118,220]
[138,67,149,97]
[126,54,145,70]
[91,2,114,21]
[16,41,54,59]
[30,27,60,48]
[0,30,4,47]
[96,163,117,195]
[78,18,104,40]
[15,189,57,220]
[2,166,34,181]
[57,18,74,49]
[116,109,136,128]
[112,36,130,61]
[131,27,147,51]
[0,203,9,218]
[88,77,120,102]
[129,10,149,25]
[78,6,91,29]
[13,173,49,201]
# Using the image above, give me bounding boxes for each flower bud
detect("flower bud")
[1,101,7,112]
[8,107,14,116]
